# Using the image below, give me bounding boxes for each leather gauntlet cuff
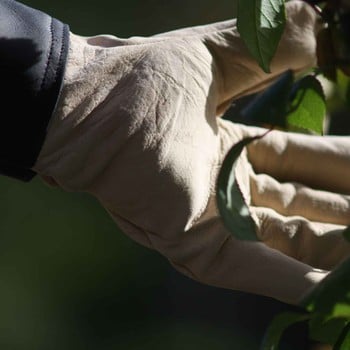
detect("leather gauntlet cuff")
[0,0,69,181]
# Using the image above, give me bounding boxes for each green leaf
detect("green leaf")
[316,27,337,82]
[261,312,310,350]
[216,136,262,241]
[237,0,286,73]
[309,316,348,345]
[335,14,350,77]
[337,69,350,106]
[334,322,350,350]
[343,226,350,243]
[286,75,326,135]
[346,84,350,107]
[301,256,350,318]
[240,70,294,127]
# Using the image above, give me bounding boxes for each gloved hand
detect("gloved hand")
[33,0,350,305]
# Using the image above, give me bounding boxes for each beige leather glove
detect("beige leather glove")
[33,0,350,305]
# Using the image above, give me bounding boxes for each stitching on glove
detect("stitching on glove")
[39,17,54,93]
[55,23,67,86]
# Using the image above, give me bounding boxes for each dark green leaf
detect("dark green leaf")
[216,136,262,241]
[334,322,350,350]
[346,83,350,107]
[343,226,350,243]
[316,27,337,82]
[261,312,310,350]
[337,13,350,77]
[309,316,347,345]
[301,256,350,318]
[336,69,350,106]
[286,75,326,135]
[237,0,286,73]
[240,70,294,127]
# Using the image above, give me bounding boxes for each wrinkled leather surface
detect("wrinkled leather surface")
[34,1,350,304]
[0,0,69,180]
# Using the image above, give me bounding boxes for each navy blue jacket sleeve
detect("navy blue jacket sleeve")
[0,0,69,181]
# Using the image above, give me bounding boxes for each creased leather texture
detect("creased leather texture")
[34,1,350,305]
[0,0,69,181]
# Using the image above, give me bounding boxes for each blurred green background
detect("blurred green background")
[0,1,312,349]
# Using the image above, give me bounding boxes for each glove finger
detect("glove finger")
[244,126,350,195]
[111,203,326,305]
[251,206,350,271]
[218,121,350,270]
[87,19,235,47]
[250,172,350,226]
[201,0,320,114]
[153,19,235,38]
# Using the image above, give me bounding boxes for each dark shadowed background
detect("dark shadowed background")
[0,1,319,349]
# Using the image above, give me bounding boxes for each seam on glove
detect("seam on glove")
[168,260,198,280]
[55,23,68,89]
[107,205,210,282]
[106,208,155,249]
[39,17,54,93]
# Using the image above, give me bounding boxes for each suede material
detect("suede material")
[34,1,350,305]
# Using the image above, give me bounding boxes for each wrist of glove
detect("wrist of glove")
[33,0,350,305]
[0,0,69,180]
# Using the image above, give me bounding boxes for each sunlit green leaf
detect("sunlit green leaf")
[287,75,326,135]
[216,136,262,241]
[240,70,294,127]
[301,256,350,318]
[261,312,310,350]
[237,0,286,73]
[334,323,350,350]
